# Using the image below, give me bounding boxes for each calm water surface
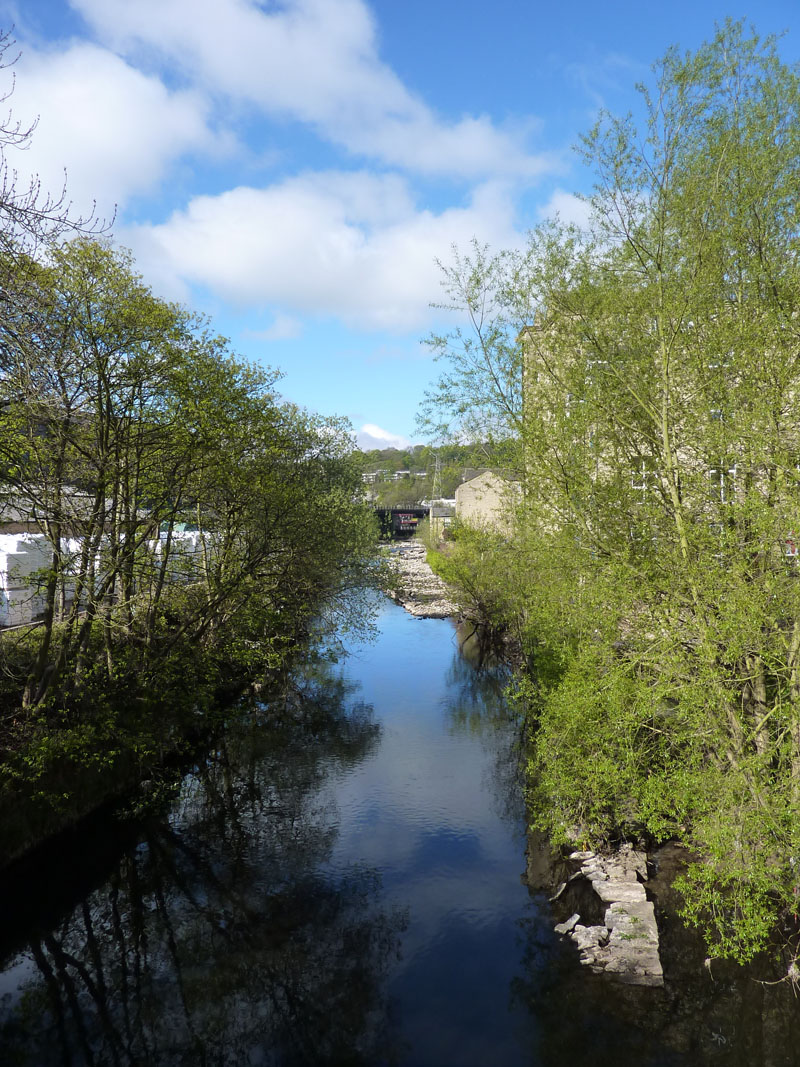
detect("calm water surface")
[0,598,798,1065]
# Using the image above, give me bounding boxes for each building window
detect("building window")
[631,457,657,494]
[708,462,737,503]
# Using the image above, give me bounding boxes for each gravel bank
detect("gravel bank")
[385,541,458,619]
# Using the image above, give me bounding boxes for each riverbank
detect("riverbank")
[0,606,329,873]
[550,845,663,986]
[0,655,257,871]
[4,599,800,1065]
[384,540,458,618]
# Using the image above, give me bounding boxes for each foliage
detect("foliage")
[419,241,532,448]
[370,477,424,507]
[426,21,800,964]
[0,239,377,709]
[0,39,382,861]
[427,523,518,634]
[0,236,377,859]
[359,441,516,502]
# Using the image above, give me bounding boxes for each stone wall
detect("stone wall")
[455,471,517,530]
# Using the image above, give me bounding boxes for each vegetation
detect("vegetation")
[424,21,800,967]
[0,664,406,1066]
[3,238,375,693]
[0,45,377,859]
[0,237,377,858]
[358,442,511,505]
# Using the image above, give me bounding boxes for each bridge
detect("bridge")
[372,503,455,539]
[373,505,429,539]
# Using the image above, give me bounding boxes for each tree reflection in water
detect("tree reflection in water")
[0,665,408,1066]
[441,648,524,830]
[442,641,800,1066]
[511,898,800,1067]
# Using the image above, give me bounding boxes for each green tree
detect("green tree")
[0,240,211,701]
[419,241,530,449]
[428,21,800,966]
[0,239,376,711]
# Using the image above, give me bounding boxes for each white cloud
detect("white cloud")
[537,187,592,229]
[243,313,304,342]
[9,41,217,218]
[120,171,522,331]
[70,0,556,181]
[565,52,646,114]
[356,423,411,450]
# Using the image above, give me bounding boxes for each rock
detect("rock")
[384,542,458,619]
[554,912,580,934]
[571,924,608,952]
[554,846,664,987]
[605,899,658,929]
[592,880,648,904]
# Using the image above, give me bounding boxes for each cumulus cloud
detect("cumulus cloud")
[356,423,411,450]
[243,313,304,342]
[537,187,592,229]
[9,41,216,218]
[120,171,522,331]
[70,0,555,180]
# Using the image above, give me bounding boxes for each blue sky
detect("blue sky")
[2,0,799,448]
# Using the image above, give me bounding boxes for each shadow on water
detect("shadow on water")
[517,832,800,1066]
[513,868,800,1067]
[448,633,800,1066]
[441,650,526,832]
[3,607,800,1067]
[0,663,408,1067]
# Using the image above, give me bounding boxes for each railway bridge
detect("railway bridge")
[373,505,429,539]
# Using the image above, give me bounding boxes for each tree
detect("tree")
[0,239,376,713]
[0,29,106,311]
[428,21,800,966]
[419,240,531,448]
[0,240,207,700]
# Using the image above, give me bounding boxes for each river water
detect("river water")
[0,597,799,1065]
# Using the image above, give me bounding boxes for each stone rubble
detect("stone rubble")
[385,541,458,619]
[555,844,664,987]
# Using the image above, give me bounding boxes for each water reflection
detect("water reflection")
[442,651,524,831]
[512,902,800,1067]
[0,665,407,1066]
[5,601,799,1067]
[515,837,800,1065]
[445,634,800,1066]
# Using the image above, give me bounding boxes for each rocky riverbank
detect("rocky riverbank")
[385,541,458,619]
[552,845,664,987]
[386,541,663,985]
[524,833,664,988]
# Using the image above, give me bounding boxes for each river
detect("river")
[0,597,798,1065]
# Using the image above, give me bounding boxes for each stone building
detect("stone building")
[455,470,518,531]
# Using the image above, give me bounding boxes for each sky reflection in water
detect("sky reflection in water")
[1,598,799,1065]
